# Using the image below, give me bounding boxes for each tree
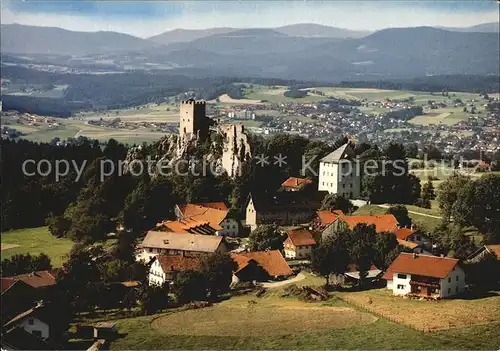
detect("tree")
[311,232,350,286]
[433,224,477,260]
[248,225,284,251]
[437,173,472,222]
[373,232,399,270]
[347,224,377,286]
[386,205,412,228]
[46,214,71,238]
[1,253,52,276]
[405,143,419,159]
[201,253,237,299]
[320,193,355,213]
[171,270,207,304]
[138,283,170,315]
[420,180,436,208]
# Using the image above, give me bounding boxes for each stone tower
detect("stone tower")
[179,99,208,139]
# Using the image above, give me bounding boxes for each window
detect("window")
[456,286,459,293]
[456,276,459,282]
[448,288,451,294]
[416,235,421,241]
[397,273,407,279]
[31,330,42,338]
[448,277,451,283]
[28,319,34,325]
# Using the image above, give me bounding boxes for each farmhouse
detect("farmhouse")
[394,228,432,251]
[245,191,325,231]
[174,202,240,236]
[148,254,203,286]
[284,228,317,259]
[231,250,293,283]
[155,218,219,235]
[320,211,399,240]
[3,302,53,340]
[317,143,361,199]
[281,177,313,192]
[465,244,500,263]
[136,231,228,262]
[383,253,465,299]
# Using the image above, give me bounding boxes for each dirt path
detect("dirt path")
[262,272,306,288]
[74,129,83,138]
[375,204,442,219]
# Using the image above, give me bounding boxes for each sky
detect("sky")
[1,0,499,38]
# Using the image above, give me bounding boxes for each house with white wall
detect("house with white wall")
[148,254,203,286]
[136,231,228,263]
[383,253,465,299]
[284,228,316,259]
[3,302,51,340]
[318,143,360,199]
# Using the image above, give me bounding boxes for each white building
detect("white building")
[148,254,203,286]
[3,302,51,340]
[384,253,465,299]
[318,143,360,199]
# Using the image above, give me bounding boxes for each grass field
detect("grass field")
[1,226,73,267]
[244,86,326,104]
[107,286,500,350]
[338,288,500,332]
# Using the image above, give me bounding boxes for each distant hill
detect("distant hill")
[147,27,237,46]
[0,24,161,56]
[275,23,370,38]
[439,22,499,33]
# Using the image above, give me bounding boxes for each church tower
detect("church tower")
[179,99,207,139]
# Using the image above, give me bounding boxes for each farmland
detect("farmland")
[106,284,500,350]
[1,226,73,267]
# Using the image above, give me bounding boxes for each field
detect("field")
[338,288,500,332]
[107,281,500,350]
[243,86,326,104]
[1,226,73,267]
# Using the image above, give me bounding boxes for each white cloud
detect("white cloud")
[1,1,498,38]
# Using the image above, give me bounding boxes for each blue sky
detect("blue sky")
[2,1,498,37]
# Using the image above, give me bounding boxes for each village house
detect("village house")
[148,254,203,286]
[318,210,399,240]
[3,302,54,340]
[155,218,219,235]
[245,191,325,231]
[284,228,317,259]
[281,177,313,192]
[231,250,293,283]
[394,227,432,252]
[383,253,465,299]
[318,143,361,199]
[174,202,240,236]
[136,231,228,262]
[465,244,500,263]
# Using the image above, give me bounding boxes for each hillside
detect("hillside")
[147,27,238,45]
[0,24,162,56]
[275,23,370,38]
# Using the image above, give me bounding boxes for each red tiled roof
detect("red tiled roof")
[397,239,419,250]
[344,214,399,233]
[281,177,312,189]
[486,245,500,258]
[157,217,222,233]
[394,228,416,240]
[1,270,58,290]
[232,250,293,277]
[177,203,228,230]
[286,229,316,246]
[156,255,203,273]
[383,253,459,280]
[1,278,17,293]
[197,202,228,211]
[316,210,346,226]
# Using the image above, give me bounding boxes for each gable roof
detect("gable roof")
[383,253,459,280]
[320,143,354,163]
[232,250,293,277]
[155,254,203,273]
[1,270,58,290]
[316,210,346,226]
[343,214,399,233]
[281,177,312,190]
[175,203,228,231]
[394,227,416,240]
[4,302,54,328]
[286,229,316,246]
[156,217,221,234]
[140,231,224,253]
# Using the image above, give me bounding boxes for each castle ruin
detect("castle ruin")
[179,99,213,140]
